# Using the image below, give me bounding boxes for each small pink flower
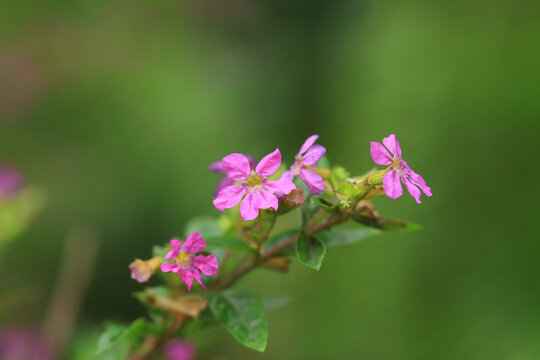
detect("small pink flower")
[209,156,256,195]
[280,135,326,194]
[160,234,219,291]
[370,134,432,203]
[164,340,195,360]
[0,166,24,198]
[213,149,296,221]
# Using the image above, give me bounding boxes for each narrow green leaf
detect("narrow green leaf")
[317,226,380,248]
[353,214,422,232]
[204,236,257,253]
[262,296,292,312]
[209,289,268,352]
[96,318,147,355]
[295,233,326,270]
[184,216,224,238]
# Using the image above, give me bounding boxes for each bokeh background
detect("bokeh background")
[1,0,540,359]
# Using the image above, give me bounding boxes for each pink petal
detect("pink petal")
[240,193,260,221]
[255,148,281,177]
[402,176,422,204]
[165,239,182,259]
[161,262,178,273]
[164,340,195,360]
[266,179,296,195]
[183,232,206,254]
[382,134,402,159]
[298,135,319,155]
[192,269,206,290]
[382,170,403,199]
[370,142,393,165]
[299,169,325,194]
[280,170,294,182]
[257,190,279,211]
[194,254,219,276]
[213,185,245,211]
[302,145,326,166]
[222,153,251,180]
[405,166,432,197]
[181,269,194,291]
[214,177,234,195]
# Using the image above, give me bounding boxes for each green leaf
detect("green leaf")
[295,233,326,270]
[209,289,268,352]
[184,216,224,238]
[262,296,292,312]
[96,318,147,355]
[311,196,338,212]
[317,225,380,248]
[204,236,257,254]
[353,215,422,232]
[263,229,298,256]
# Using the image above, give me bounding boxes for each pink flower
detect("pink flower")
[213,149,296,221]
[370,134,432,203]
[0,166,24,198]
[281,135,326,194]
[160,234,219,291]
[164,340,195,360]
[209,156,256,195]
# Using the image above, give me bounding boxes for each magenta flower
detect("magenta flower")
[209,156,256,195]
[370,134,432,203]
[160,234,219,291]
[164,340,195,360]
[0,166,24,198]
[281,135,326,194]
[213,149,296,221]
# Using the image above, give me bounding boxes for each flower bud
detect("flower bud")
[367,169,389,185]
[129,257,162,283]
[277,188,307,215]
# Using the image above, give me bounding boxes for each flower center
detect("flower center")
[175,252,193,270]
[392,158,407,175]
[245,171,264,189]
[291,156,303,175]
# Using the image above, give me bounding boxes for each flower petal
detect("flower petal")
[183,232,206,254]
[266,179,296,195]
[240,193,260,221]
[213,185,245,211]
[214,177,234,195]
[299,169,325,194]
[222,153,251,180]
[255,148,281,177]
[298,135,319,155]
[280,170,294,182]
[302,145,326,166]
[402,176,422,204]
[165,239,182,259]
[382,170,403,199]
[257,190,279,210]
[194,254,219,276]
[405,165,432,197]
[192,269,206,290]
[382,134,402,159]
[370,142,393,165]
[181,269,194,291]
[161,262,178,273]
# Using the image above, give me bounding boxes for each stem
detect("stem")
[130,316,186,360]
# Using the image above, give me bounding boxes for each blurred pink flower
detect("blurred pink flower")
[0,327,52,360]
[280,135,326,194]
[370,134,432,203]
[164,340,195,360]
[0,165,24,198]
[129,257,162,283]
[213,149,296,221]
[160,234,218,291]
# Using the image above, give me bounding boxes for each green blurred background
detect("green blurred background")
[1,0,540,359]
